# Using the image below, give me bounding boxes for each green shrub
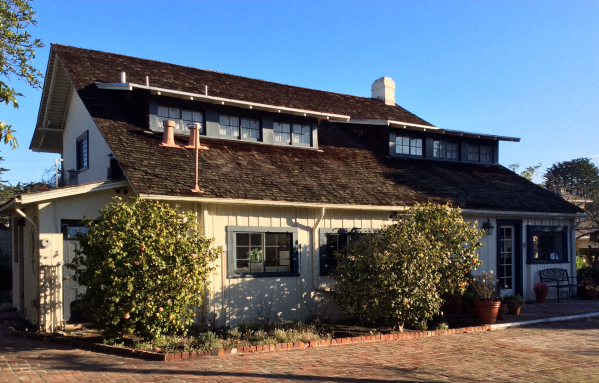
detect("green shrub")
[578,265,599,285]
[67,197,219,340]
[333,203,483,329]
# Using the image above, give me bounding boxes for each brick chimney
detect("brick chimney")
[371,77,396,105]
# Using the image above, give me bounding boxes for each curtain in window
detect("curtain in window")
[157,105,182,130]
[292,124,311,144]
[182,110,203,133]
[241,118,260,139]
[274,122,291,143]
[220,115,240,137]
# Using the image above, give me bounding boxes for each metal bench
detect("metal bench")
[539,268,578,303]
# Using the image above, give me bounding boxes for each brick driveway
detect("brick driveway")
[1,320,598,382]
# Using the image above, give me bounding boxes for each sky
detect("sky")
[2,0,599,185]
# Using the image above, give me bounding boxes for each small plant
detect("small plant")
[533,282,549,293]
[470,271,498,302]
[437,322,449,330]
[248,249,263,262]
[585,285,599,291]
[502,294,525,310]
[414,319,428,331]
[195,331,219,351]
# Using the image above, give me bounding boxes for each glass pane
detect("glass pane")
[168,107,180,119]
[265,233,277,246]
[236,247,250,260]
[337,234,348,249]
[241,119,250,128]
[230,116,239,126]
[250,233,262,246]
[277,233,290,245]
[236,259,249,270]
[220,115,229,125]
[326,234,337,246]
[264,247,277,267]
[292,124,301,134]
[302,125,310,135]
[157,105,169,117]
[250,119,259,130]
[237,233,249,246]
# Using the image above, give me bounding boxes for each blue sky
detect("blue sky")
[2,0,598,184]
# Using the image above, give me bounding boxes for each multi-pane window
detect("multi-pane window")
[157,105,203,133]
[219,115,240,137]
[321,231,370,275]
[235,232,291,274]
[76,131,88,171]
[395,136,423,156]
[532,231,564,262]
[468,144,493,163]
[292,124,311,145]
[433,140,459,159]
[274,122,291,143]
[220,115,260,139]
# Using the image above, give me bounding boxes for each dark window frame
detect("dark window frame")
[219,114,261,141]
[226,226,299,278]
[526,225,569,264]
[319,228,372,276]
[467,143,493,163]
[76,131,89,172]
[433,139,459,159]
[156,104,205,134]
[273,120,312,147]
[395,135,423,157]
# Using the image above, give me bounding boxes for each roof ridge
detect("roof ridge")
[51,43,398,105]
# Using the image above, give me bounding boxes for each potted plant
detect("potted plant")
[462,290,477,318]
[248,249,263,272]
[579,279,594,298]
[585,284,598,300]
[497,298,508,320]
[503,294,525,315]
[533,282,549,303]
[470,271,500,324]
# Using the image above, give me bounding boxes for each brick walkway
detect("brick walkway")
[2,320,599,382]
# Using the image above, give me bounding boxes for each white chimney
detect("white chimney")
[371,77,396,105]
[120,71,126,83]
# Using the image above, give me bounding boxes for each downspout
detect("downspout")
[571,216,583,282]
[16,209,42,330]
[312,207,329,293]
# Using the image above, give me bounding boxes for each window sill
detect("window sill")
[228,272,300,279]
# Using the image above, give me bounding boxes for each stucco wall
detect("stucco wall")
[62,87,113,185]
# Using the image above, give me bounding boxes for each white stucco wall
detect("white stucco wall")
[62,87,113,185]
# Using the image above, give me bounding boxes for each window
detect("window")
[274,122,291,143]
[433,140,459,159]
[468,143,493,163]
[395,136,423,156]
[157,105,203,133]
[227,226,299,277]
[61,219,93,239]
[320,229,371,275]
[527,226,568,263]
[220,114,260,139]
[220,115,240,137]
[292,124,311,145]
[76,131,88,171]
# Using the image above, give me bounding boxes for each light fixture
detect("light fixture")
[482,219,494,236]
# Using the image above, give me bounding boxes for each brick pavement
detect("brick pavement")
[1,320,598,382]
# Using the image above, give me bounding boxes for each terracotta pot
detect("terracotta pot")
[586,290,598,300]
[535,291,548,303]
[496,303,507,320]
[474,301,501,325]
[466,307,477,318]
[508,305,521,315]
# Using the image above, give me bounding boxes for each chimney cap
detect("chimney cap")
[371,77,396,105]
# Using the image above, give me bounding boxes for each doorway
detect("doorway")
[496,220,523,297]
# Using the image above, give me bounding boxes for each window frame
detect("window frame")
[467,143,493,163]
[526,225,569,264]
[393,135,423,157]
[219,114,261,141]
[155,103,205,134]
[433,139,459,160]
[76,131,89,172]
[319,228,373,276]
[273,120,312,147]
[226,226,299,278]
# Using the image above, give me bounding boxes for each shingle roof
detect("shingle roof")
[52,44,583,214]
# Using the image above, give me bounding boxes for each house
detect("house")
[0,44,585,332]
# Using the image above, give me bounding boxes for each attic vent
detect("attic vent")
[371,77,396,105]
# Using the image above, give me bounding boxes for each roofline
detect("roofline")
[139,194,584,217]
[0,200,16,215]
[15,180,129,205]
[341,119,520,142]
[96,82,352,121]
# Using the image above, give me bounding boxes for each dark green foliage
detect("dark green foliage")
[67,197,219,340]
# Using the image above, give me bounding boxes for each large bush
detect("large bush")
[68,197,219,339]
[332,203,483,329]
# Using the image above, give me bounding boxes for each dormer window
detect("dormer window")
[468,144,493,163]
[395,136,422,156]
[220,115,260,140]
[433,140,458,159]
[292,124,311,145]
[274,122,291,143]
[157,105,203,133]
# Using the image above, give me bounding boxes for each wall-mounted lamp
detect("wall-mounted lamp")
[482,219,494,236]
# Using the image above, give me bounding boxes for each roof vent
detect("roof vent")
[371,77,396,105]
[160,120,178,147]
[120,71,126,83]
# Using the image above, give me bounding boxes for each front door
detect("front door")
[499,226,516,296]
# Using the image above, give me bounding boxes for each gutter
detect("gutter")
[312,207,329,293]
[96,82,351,122]
[140,194,586,218]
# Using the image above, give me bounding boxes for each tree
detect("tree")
[332,203,483,330]
[67,197,219,340]
[508,162,542,182]
[0,0,45,149]
[543,158,599,200]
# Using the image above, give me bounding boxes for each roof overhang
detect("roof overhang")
[96,82,352,121]
[30,48,74,153]
[341,119,520,142]
[0,180,129,214]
